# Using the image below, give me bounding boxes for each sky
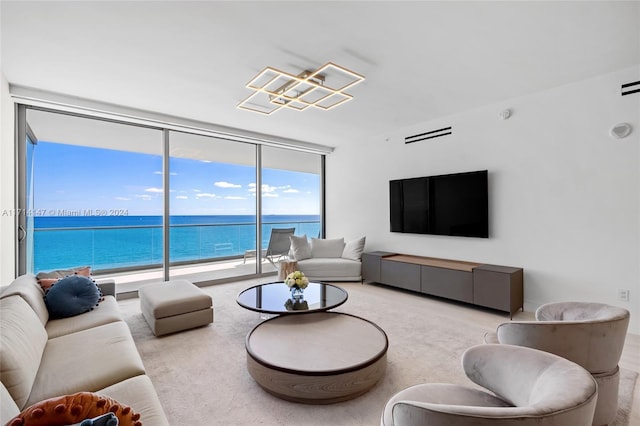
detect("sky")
[32,142,320,216]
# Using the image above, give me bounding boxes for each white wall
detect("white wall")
[0,72,16,283]
[326,66,640,333]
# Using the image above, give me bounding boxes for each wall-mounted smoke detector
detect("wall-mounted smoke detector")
[499,109,512,120]
[610,123,632,139]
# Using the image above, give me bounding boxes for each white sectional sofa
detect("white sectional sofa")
[290,236,365,282]
[0,274,169,426]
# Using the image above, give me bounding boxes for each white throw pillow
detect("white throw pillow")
[289,234,311,260]
[342,236,366,261]
[310,238,345,258]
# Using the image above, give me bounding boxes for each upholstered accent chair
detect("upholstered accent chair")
[381,344,598,426]
[484,302,630,426]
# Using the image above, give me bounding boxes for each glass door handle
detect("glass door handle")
[18,225,26,242]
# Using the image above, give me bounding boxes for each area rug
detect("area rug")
[120,279,637,425]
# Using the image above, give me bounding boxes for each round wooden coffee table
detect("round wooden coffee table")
[245,312,388,404]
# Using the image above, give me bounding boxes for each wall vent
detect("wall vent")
[405,126,452,144]
[621,80,640,96]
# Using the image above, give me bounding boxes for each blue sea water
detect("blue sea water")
[33,215,321,273]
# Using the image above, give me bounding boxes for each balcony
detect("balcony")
[33,218,321,294]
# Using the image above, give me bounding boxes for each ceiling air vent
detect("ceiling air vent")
[621,80,640,96]
[405,126,452,144]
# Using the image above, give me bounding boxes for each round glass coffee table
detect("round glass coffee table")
[236,282,348,315]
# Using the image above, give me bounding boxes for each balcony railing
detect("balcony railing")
[33,220,321,274]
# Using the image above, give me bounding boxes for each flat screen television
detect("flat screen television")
[390,170,488,238]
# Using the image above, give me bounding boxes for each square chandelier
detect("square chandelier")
[237,62,365,115]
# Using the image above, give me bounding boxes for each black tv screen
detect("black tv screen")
[390,170,488,238]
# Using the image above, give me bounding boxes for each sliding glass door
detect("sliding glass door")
[168,131,257,281]
[260,146,323,270]
[17,122,38,275]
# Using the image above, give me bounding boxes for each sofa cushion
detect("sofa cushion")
[289,234,311,260]
[0,274,49,326]
[297,258,361,280]
[0,296,48,409]
[1,380,21,425]
[342,236,366,261]
[27,321,146,407]
[98,375,169,426]
[44,275,101,319]
[36,266,92,280]
[310,238,345,258]
[37,266,92,291]
[7,392,141,426]
[45,296,123,339]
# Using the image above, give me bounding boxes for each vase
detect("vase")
[290,286,304,300]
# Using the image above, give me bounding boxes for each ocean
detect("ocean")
[33,215,321,273]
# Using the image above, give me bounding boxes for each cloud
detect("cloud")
[263,193,278,198]
[175,195,188,200]
[248,183,278,194]
[153,171,177,175]
[144,187,163,193]
[192,189,201,192]
[196,193,216,198]
[114,196,131,201]
[135,194,153,200]
[283,188,299,193]
[224,196,246,200]
[215,181,241,188]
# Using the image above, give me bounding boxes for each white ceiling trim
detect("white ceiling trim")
[10,84,334,155]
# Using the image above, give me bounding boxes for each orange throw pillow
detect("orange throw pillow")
[37,266,92,292]
[7,392,141,426]
[37,278,59,291]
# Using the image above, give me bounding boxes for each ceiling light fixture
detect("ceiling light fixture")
[237,62,365,115]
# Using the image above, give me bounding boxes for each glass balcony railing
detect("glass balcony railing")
[33,220,321,274]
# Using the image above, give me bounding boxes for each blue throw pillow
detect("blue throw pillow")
[44,275,101,319]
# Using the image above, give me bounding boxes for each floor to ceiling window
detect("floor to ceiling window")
[261,146,323,250]
[16,106,325,292]
[21,109,164,277]
[168,131,258,281]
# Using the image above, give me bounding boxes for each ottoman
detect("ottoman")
[139,279,213,336]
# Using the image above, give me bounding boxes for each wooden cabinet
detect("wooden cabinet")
[473,265,523,318]
[380,259,421,292]
[363,252,523,317]
[421,265,473,303]
[362,251,395,283]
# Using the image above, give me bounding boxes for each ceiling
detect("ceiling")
[2,1,639,149]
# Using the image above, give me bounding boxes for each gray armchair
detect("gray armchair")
[381,344,598,426]
[484,302,630,426]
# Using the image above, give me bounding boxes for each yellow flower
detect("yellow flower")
[285,270,308,288]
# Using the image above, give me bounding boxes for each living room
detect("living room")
[1,1,639,425]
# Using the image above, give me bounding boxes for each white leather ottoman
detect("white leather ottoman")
[139,279,213,336]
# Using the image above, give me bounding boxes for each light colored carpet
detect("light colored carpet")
[119,279,637,426]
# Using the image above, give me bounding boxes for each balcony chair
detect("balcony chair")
[381,344,598,426]
[263,227,295,267]
[484,301,630,426]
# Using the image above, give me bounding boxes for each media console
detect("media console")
[362,251,523,318]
